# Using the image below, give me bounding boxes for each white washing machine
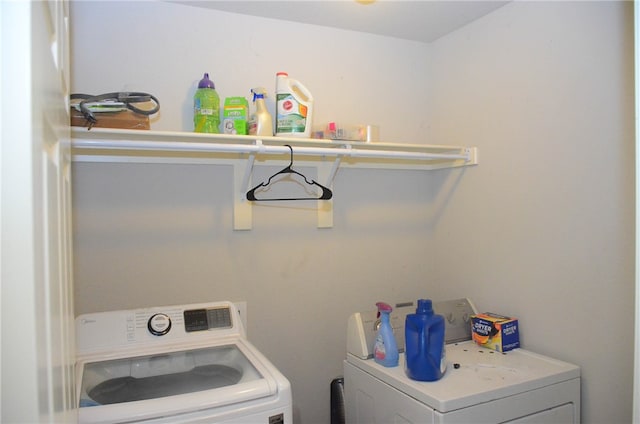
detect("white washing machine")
[344,299,581,423]
[76,301,292,424]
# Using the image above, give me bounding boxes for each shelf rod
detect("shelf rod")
[71,139,472,162]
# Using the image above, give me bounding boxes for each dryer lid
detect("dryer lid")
[346,340,580,413]
[77,342,276,423]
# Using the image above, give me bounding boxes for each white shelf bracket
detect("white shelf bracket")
[317,160,336,229]
[233,140,266,231]
[325,147,347,187]
[233,160,253,231]
[241,152,257,192]
[466,147,479,165]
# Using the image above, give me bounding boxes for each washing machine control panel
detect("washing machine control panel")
[147,313,172,336]
[184,306,232,332]
[76,301,244,353]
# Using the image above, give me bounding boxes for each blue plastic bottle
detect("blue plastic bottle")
[404,299,446,381]
[373,302,399,367]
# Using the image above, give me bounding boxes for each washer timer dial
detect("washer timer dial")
[147,313,172,336]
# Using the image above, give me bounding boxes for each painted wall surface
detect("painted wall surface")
[70,1,634,423]
[69,1,431,141]
[70,2,435,423]
[427,2,635,424]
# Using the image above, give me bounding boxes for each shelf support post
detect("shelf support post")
[233,159,253,230]
[241,152,257,192]
[317,160,335,228]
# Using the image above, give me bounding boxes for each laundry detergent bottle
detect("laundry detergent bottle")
[275,72,314,138]
[373,302,399,367]
[404,299,446,381]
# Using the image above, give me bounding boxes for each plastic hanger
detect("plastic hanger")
[246,145,333,201]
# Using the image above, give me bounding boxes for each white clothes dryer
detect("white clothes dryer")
[344,299,580,423]
[76,301,292,424]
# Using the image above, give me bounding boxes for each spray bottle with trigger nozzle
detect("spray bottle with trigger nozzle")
[373,302,399,367]
[249,87,273,137]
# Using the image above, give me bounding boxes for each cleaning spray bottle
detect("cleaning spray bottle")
[404,299,446,381]
[249,87,273,136]
[373,302,399,367]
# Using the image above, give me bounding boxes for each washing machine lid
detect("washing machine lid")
[346,340,580,413]
[77,340,277,424]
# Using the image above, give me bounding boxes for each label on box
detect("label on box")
[471,312,520,352]
[223,97,249,135]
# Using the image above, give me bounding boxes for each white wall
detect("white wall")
[428,2,634,423]
[70,2,436,423]
[69,1,634,423]
[70,1,431,141]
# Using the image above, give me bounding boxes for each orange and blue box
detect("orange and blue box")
[471,312,520,352]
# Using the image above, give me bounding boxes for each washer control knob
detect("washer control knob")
[147,313,171,336]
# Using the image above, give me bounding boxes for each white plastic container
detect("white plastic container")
[275,72,314,138]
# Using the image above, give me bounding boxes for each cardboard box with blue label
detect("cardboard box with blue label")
[471,312,520,352]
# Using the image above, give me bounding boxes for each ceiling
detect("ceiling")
[173,1,510,44]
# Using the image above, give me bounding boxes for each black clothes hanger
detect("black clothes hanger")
[246,145,333,201]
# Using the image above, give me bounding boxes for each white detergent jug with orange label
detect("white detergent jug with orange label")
[275,72,314,138]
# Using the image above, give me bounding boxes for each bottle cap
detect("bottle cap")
[376,302,393,313]
[198,73,216,89]
[417,299,433,314]
[277,71,289,77]
[251,87,267,101]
